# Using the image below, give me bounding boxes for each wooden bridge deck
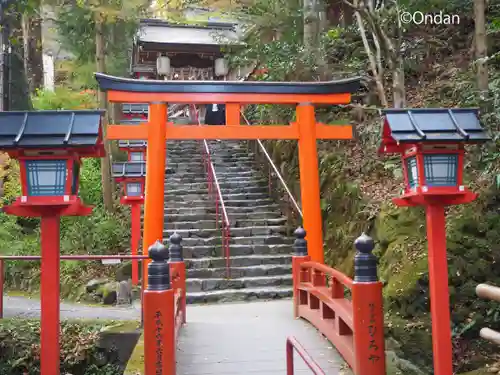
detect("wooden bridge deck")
[177,299,350,375]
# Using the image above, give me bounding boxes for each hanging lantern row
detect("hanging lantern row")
[155,55,228,77]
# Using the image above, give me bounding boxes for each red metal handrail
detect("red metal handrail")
[190,104,231,278]
[286,336,326,375]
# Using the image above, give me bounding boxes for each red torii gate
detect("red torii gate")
[95,73,362,284]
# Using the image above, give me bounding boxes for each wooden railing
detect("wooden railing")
[291,228,386,375]
[476,283,500,345]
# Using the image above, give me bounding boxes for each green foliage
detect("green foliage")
[55,1,143,63]
[0,319,122,375]
[31,88,98,110]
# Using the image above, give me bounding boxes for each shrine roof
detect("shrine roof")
[95,73,362,95]
[0,110,104,149]
[137,19,240,46]
[112,161,146,178]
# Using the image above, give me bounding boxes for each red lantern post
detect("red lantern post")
[112,159,146,286]
[0,110,105,375]
[379,108,490,375]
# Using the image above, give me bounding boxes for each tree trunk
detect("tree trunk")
[303,0,328,79]
[474,0,488,91]
[353,8,388,106]
[8,5,32,110]
[22,0,43,94]
[96,13,114,212]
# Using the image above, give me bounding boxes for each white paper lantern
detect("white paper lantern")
[214,58,229,77]
[156,56,171,76]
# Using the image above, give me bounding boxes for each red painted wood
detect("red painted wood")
[40,215,61,375]
[426,204,454,375]
[143,288,175,375]
[292,255,310,317]
[131,203,142,286]
[352,282,386,375]
[170,262,186,325]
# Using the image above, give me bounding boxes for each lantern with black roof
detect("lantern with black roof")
[379,107,490,375]
[119,140,148,162]
[112,160,146,286]
[0,109,105,375]
[0,110,105,214]
[112,160,146,204]
[379,108,490,206]
[122,103,149,121]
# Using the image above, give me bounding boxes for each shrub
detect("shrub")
[0,319,122,375]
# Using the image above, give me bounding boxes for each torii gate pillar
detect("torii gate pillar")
[297,104,323,263]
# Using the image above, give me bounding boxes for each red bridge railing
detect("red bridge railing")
[291,227,386,375]
[0,233,186,375]
[286,336,325,375]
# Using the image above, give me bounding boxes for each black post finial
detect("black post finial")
[294,227,308,256]
[354,233,378,282]
[147,240,171,290]
[169,232,183,262]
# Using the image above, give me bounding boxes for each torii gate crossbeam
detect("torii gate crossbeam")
[95,73,361,289]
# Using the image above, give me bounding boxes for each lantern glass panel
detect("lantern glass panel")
[423,154,458,187]
[405,156,419,189]
[126,182,142,196]
[130,152,144,161]
[26,159,67,196]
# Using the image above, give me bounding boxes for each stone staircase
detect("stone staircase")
[161,140,294,304]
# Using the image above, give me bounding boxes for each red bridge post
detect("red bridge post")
[351,233,386,375]
[292,227,310,318]
[169,232,187,324]
[143,241,175,375]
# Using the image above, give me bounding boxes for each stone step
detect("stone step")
[164,220,217,230]
[187,274,293,293]
[164,198,274,208]
[163,179,269,189]
[144,211,282,223]
[162,217,287,229]
[186,286,293,304]
[165,188,209,195]
[219,192,269,200]
[187,264,292,278]
[164,192,269,200]
[162,204,280,215]
[180,243,293,258]
[162,225,288,238]
[232,217,288,227]
[185,254,292,269]
[180,235,294,247]
[170,170,255,178]
[211,158,255,164]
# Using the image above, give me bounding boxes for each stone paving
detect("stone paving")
[2,295,141,320]
[177,299,350,375]
[4,296,350,374]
